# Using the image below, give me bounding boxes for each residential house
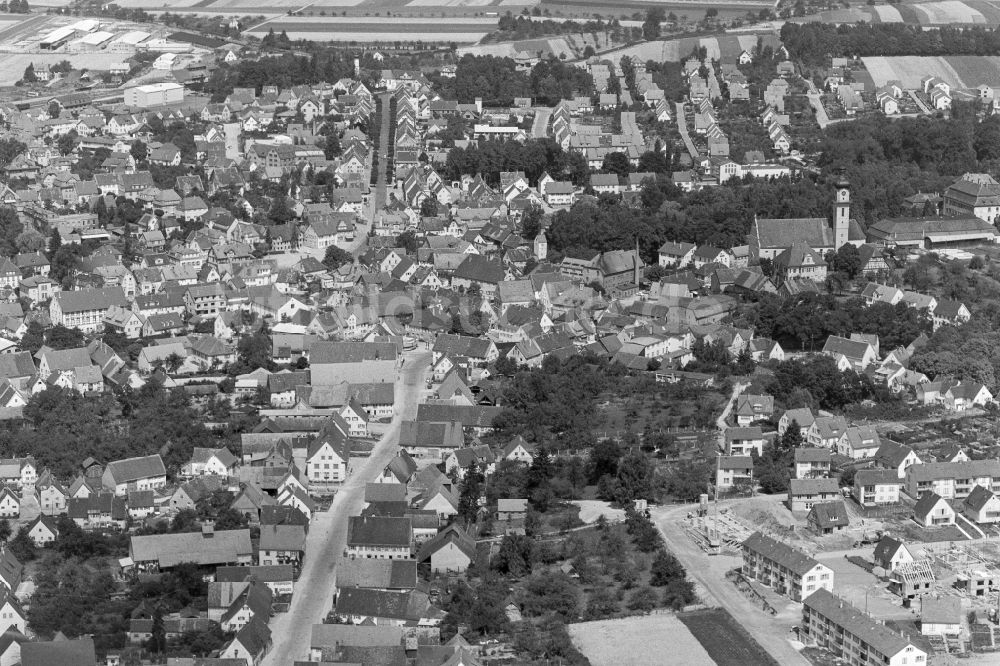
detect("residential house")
[724,427,764,456]
[801,588,927,666]
[794,448,832,480]
[346,516,412,559]
[102,454,167,496]
[788,478,840,512]
[905,460,1000,500]
[742,531,834,601]
[417,524,477,573]
[961,484,1000,524]
[913,491,956,527]
[853,469,903,507]
[807,501,850,534]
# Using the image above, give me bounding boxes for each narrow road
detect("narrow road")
[531,108,551,139]
[805,80,833,129]
[907,90,932,116]
[373,91,392,212]
[261,350,430,666]
[653,501,810,666]
[674,101,698,162]
[715,381,745,451]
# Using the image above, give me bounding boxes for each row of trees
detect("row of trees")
[443,138,587,189]
[782,23,1000,67]
[737,293,933,352]
[0,381,226,477]
[432,54,594,106]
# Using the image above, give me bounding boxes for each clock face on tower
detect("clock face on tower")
[837,188,849,202]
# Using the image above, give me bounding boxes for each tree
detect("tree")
[601,151,630,178]
[56,132,77,156]
[9,526,36,562]
[20,320,43,355]
[650,549,685,586]
[45,324,85,351]
[322,245,352,270]
[0,519,10,542]
[585,587,619,619]
[614,453,654,505]
[48,228,61,257]
[627,586,658,612]
[522,571,578,619]
[781,420,803,451]
[662,577,696,609]
[827,243,862,279]
[665,460,711,501]
[130,139,148,163]
[642,7,665,40]
[396,230,418,254]
[492,534,533,576]
[457,463,484,525]
[420,197,439,217]
[21,63,35,83]
[588,438,621,484]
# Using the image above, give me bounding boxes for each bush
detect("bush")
[626,586,659,612]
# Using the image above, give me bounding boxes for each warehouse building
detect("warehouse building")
[39,26,75,50]
[124,82,184,107]
[109,30,150,54]
[69,30,115,52]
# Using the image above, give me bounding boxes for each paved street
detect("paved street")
[653,501,810,666]
[261,350,431,666]
[374,91,392,212]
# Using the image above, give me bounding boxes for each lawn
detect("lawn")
[678,608,780,666]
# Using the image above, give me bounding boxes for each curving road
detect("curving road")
[261,350,430,666]
[653,501,810,666]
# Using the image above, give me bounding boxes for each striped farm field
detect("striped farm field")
[246,15,496,41]
[800,0,1000,25]
[862,55,1000,88]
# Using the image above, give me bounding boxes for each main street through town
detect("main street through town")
[261,350,431,666]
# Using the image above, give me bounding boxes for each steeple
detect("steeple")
[833,176,850,251]
[533,231,547,261]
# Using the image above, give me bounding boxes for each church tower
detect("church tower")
[833,176,850,251]
[534,231,547,261]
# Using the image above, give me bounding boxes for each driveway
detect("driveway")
[261,350,431,666]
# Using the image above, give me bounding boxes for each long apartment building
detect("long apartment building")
[904,460,1000,500]
[802,588,928,666]
[741,531,834,602]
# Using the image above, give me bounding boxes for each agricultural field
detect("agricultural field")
[677,609,781,666]
[458,36,574,57]
[603,32,779,66]
[245,15,497,41]
[540,0,771,21]
[863,55,1000,88]
[569,615,716,666]
[0,53,127,85]
[799,0,1000,26]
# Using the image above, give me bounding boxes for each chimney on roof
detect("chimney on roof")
[202,521,215,537]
